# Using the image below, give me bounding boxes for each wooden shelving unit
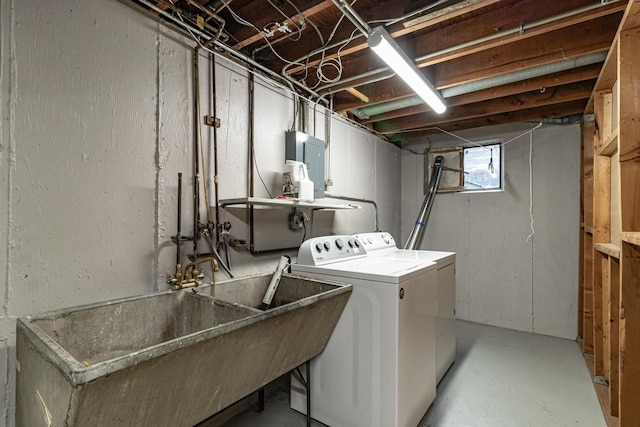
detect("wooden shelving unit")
[579,2,640,426]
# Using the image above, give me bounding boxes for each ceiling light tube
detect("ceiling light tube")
[368,26,446,114]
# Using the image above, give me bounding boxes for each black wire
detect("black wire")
[301,217,307,244]
[402,137,432,155]
[251,144,273,198]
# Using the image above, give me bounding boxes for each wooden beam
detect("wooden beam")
[609,256,620,417]
[345,87,370,103]
[284,0,505,75]
[355,64,601,124]
[331,55,604,114]
[620,242,640,426]
[399,0,503,34]
[374,80,593,134]
[593,250,605,377]
[619,27,640,162]
[231,0,334,50]
[433,14,620,89]
[288,0,620,82]
[584,232,595,356]
[385,100,586,140]
[414,1,625,68]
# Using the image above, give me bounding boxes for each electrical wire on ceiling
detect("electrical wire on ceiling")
[313,28,359,89]
[393,122,543,149]
[267,0,305,42]
[218,0,307,69]
[402,137,431,155]
[283,0,360,89]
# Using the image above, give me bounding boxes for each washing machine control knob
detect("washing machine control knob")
[353,239,361,248]
[323,241,331,251]
[382,234,390,244]
[347,239,354,248]
[335,238,344,249]
[315,243,324,253]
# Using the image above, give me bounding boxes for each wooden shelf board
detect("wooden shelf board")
[219,197,360,210]
[592,38,618,95]
[594,243,621,259]
[598,129,618,156]
[621,232,640,246]
[585,226,595,235]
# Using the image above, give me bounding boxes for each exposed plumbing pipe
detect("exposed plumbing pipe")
[440,51,607,98]
[281,0,450,79]
[324,1,620,108]
[202,231,234,278]
[350,51,608,119]
[176,173,183,265]
[414,0,623,66]
[133,0,324,102]
[248,67,256,253]
[184,0,226,46]
[330,0,371,37]
[155,0,228,43]
[325,96,333,188]
[325,193,379,231]
[210,53,221,245]
[404,155,444,250]
[315,67,392,92]
[193,46,202,253]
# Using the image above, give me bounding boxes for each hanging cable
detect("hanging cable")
[251,143,274,199]
[219,0,307,69]
[526,129,535,242]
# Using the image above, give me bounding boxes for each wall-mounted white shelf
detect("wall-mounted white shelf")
[219,197,360,210]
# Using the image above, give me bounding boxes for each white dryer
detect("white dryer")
[355,232,456,384]
[290,235,438,427]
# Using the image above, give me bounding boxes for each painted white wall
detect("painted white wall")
[0,1,401,425]
[401,123,580,340]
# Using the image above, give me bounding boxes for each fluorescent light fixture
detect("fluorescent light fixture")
[368,26,446,114]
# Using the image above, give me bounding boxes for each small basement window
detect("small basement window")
[428,142,502,192]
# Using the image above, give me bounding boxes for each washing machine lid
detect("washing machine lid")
[371,249,455,267]
[292,257,436,284]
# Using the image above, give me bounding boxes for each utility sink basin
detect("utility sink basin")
[212,272,345,310]
[16,273,351,427]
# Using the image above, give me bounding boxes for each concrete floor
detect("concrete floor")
[216,320,606,427]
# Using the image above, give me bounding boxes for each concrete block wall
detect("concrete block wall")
[0,1,401,425]
[401,123,580,340]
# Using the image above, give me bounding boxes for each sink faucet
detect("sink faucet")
[167,257,219,291]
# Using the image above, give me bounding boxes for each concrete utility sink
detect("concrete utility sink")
[16,273,351,427]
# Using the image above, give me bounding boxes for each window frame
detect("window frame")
[428,140,504,193]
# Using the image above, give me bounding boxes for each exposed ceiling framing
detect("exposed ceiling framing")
[124,0,626,145]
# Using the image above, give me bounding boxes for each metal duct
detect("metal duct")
[404,155,444,250]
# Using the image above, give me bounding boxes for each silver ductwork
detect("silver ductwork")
[404,155,444,250]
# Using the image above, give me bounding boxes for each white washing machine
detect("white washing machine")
[354,232,456,384]
[290,235,438,427]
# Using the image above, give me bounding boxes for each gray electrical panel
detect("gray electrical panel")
[285,131,325,199]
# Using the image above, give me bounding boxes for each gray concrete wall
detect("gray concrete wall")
[401,123,580,340]
[0,1,400,425]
